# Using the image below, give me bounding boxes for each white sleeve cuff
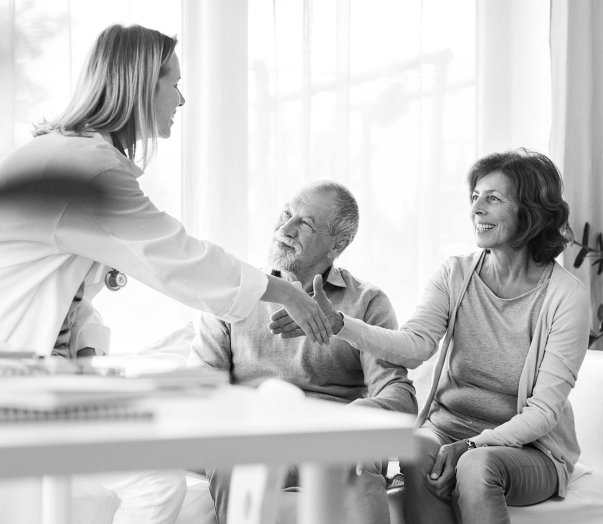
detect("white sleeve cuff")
[220,262,268,324]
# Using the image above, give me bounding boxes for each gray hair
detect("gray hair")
[306,180,359,244]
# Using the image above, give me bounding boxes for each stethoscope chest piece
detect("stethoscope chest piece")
[105,268,128,291]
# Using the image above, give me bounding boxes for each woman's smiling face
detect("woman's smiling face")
[471,171,520,251]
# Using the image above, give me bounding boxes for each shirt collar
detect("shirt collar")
[96,132,144,178]
[269,265,347,289]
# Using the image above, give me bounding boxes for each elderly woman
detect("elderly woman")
[0,24,330,524]
[271,149,590,524]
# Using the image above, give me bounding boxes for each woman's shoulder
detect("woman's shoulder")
[10,132,139,179]
[549,260,589,304]
[419,251,482,299]
[445,251,481,267]
[440,251,482,278]
[48,132,135,173]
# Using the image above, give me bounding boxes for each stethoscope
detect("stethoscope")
[104,134,129,292]
[105,268,128,291]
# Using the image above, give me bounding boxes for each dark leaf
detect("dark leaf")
[597,233,603,252]
[574,246,590,268]
[591,258,603,267]
[582,222,591,246]
[598,304,603,323]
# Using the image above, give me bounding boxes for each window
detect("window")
[247,0,478,323]
[3,0,550,352]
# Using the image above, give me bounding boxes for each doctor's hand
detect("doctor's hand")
[269,274,342,340]
[425,440,467,500]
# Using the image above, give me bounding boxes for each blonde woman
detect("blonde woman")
[0,24,331,524]
[0,24,330,359]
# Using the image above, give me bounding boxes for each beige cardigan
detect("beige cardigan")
[339,251,590,496]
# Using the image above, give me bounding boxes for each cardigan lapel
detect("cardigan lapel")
[416,250,485,426]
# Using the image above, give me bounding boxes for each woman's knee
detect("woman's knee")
[406,431,441,477]
[454,448,503,495]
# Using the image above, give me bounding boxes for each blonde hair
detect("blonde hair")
[34,24,177,167]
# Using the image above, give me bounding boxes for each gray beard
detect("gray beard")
[269,245,300,272]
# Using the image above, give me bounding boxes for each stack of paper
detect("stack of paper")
[0,374,153,423]
[0,355,228,423]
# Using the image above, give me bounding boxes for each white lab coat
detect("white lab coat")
[0,131,267,355]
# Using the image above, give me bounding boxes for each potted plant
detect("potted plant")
[572,222,603,347]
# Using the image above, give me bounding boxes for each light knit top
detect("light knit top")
[429,261,553,440]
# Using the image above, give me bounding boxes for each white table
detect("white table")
[0,385,416,524]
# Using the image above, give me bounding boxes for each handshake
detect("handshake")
[269,274,344,341]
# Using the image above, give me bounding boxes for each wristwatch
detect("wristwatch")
[465,439,477,451]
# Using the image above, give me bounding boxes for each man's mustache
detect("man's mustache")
[273,236,298,250]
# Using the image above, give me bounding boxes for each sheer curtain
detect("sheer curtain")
[550,0,603,347]
[477,0,551,156]
[2,0,552,351]
[241,0,550,323]
[240,0,479,323]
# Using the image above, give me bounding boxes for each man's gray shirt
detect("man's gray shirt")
[193,265,417,413]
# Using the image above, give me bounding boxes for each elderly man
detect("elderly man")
[192,181,417,524]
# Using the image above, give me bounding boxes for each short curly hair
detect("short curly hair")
[467,148,569,264]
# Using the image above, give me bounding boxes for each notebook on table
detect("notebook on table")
[0,356,228,423]
[0,374,154,423]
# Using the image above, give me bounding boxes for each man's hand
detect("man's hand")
[282,280,333,344]
[263,274,332,345]
[425,440,468,499]
[269,274,342,339]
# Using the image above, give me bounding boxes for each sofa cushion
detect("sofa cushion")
[570,350,603,473]
[507,472,603,524]
[504,350,603,523]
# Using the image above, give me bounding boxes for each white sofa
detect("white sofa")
[506,349,603,523]
[3,349,602,524]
